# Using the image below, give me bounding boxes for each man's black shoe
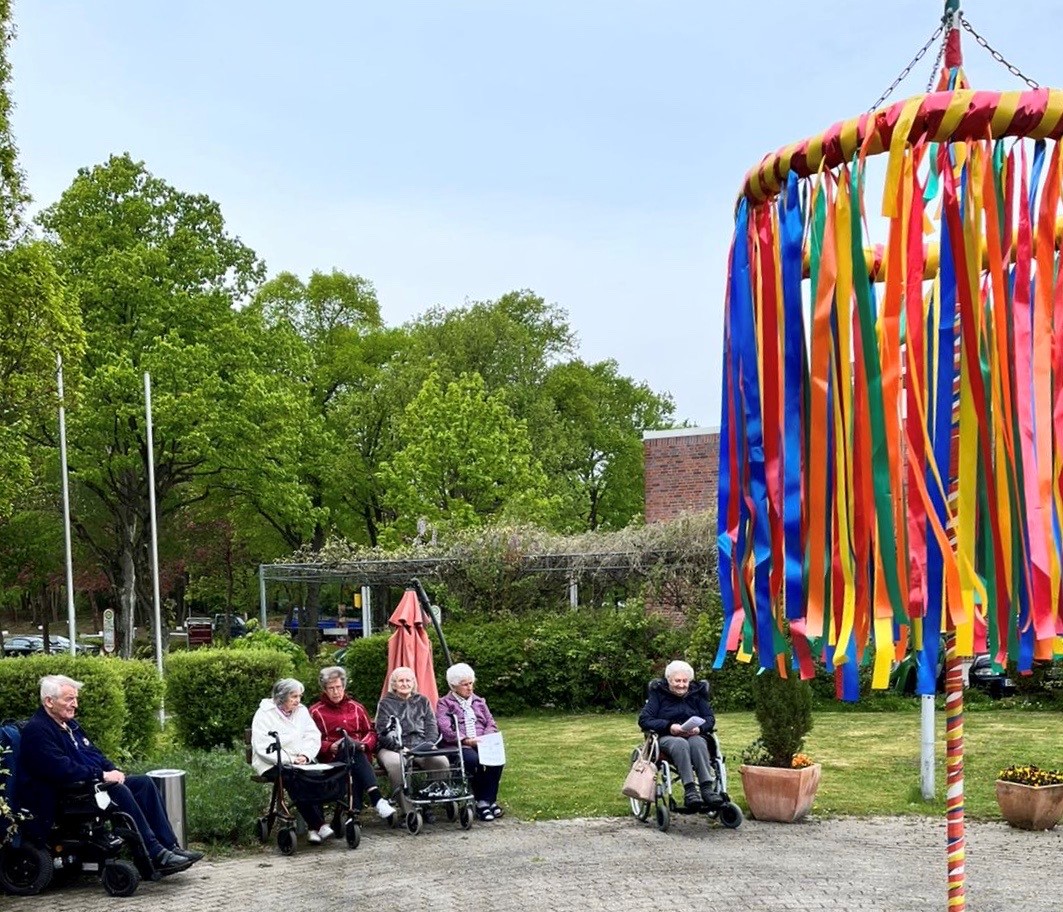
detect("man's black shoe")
[171,846,204,862]
[683,783,703,810]
[153,849,193,875]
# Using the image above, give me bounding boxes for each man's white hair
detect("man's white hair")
[40,674,83,702]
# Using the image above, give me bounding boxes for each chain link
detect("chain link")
[924,26,948,94]
[959,15,1040,90]
[868,24,945,112]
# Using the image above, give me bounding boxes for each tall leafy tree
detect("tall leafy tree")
[543,359,674,530]
[377,371,553,544]
[36,154,280,654]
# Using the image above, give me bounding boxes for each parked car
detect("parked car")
[0,636,38,658]
[967,654,1016,698]
[0,635,92,657]
[212,613,247,639]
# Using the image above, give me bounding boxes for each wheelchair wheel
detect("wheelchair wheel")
[277,827,297,855]
[655,802,670,832]
[0,843,53,896]
[101,860,140,897]
[629,797,652,821]
[344,818,361,849]
[718,802,744,829]
[458,804,474,830]
[256,816,270,843]
[445,801,458,822]
[406,811,423,835]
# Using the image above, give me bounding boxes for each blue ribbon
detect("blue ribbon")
[780,173,807,622]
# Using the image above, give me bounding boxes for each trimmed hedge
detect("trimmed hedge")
[0,656,127,758]
[436,604,688,715]
[112,660,164,758]
[165,649,294,750]
[342,632,390,706]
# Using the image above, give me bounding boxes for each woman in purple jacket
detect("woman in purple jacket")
[436,663,505,821]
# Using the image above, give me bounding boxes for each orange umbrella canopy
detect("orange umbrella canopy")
[381,589,439,707]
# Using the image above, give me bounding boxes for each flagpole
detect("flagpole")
[57,354,77,656]
[144,373,165,725]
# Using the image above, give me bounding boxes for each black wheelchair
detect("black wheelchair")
[628,730,744,833]
[0,720,164,897]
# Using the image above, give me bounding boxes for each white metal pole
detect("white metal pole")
[920,693,936,799]
[57,355,77,656]
[259,565,268,627]
[361,585,371,637]
[144,373,165,726]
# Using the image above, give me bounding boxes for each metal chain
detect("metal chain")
[959,15,1040,89]
[868,23,945,112]
[924,27,948,94]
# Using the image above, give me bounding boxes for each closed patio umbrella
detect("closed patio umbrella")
[382,588,439,707]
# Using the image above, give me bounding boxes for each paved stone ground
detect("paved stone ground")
[9,814,1062,911]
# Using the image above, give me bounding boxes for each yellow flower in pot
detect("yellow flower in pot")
[995,765,1063,831]
[738,670,820,823]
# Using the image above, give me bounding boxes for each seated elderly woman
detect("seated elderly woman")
[374,666,449,821]
[637,660,718,810]
[251,677,341,844]
[436,662,505,821]
[308,665,395,820]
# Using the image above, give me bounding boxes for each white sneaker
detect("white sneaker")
[307,829,323,844]
[375,798,396,819]
[316,824,335,840]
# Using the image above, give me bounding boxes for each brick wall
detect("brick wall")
[643,428,719,523]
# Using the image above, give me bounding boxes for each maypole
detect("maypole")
[717,2,1063,908]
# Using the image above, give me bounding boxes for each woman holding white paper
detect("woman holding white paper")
[436,662,505,821]
[637,660,717,810]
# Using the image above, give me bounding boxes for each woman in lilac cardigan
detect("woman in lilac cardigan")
[436,662,505,821]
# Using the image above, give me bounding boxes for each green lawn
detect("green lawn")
[500,710,1063,821]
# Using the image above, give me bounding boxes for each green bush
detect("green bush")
[439,604,690,715]
[750,669,813,767]
[165,649,293,750]
[0,656,127,758]
[112,660,163,759]
[131,745,262,845]
[229,625,313,684]
[342,632,390,705]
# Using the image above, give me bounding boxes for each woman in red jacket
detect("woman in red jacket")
[309,666,395,821]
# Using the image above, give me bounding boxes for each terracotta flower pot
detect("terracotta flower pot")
[739,762,821,823]
[994,780,1063,831]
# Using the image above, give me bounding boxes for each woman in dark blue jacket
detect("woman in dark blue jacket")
[637,660,717,809]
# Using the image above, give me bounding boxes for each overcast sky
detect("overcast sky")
[10,1,1063,425]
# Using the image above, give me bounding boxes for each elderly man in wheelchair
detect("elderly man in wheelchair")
[12,675,200,891]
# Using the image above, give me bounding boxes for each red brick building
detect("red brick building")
[643,427,720,523]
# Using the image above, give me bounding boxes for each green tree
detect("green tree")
[377,371,553,544]
[36,154,282,655]
[543,359,674,530]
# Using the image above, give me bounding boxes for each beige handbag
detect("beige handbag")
[622,736,658,802]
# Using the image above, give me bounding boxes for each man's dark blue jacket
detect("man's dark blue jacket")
[16,706,117,840]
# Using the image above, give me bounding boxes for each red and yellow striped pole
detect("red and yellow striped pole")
[944,633,966,912]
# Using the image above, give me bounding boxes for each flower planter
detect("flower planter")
[994,780,1063,831]
[739,763,821,823]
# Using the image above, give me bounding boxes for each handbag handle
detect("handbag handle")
[641,733,659,764]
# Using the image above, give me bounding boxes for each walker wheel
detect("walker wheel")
[406,811,423,835]
[256,817,270,843]
[345,818,361,849]
[445,801,458,822]
[458,804,474,830]
[277,827,297,855]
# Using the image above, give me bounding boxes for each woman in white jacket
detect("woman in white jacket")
[251,678,335,843]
